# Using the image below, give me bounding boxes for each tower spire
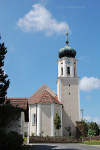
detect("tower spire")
[66,26,69,45]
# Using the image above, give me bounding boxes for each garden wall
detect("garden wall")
[84,136,100,141]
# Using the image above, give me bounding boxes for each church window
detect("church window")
[61,67,63,76]
[69,93,70,95]
[67,67,70,75]
[69,84,70,87]
[32,113,36,125]
[74,67,75,75]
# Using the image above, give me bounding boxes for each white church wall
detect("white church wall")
[41,105,51,136]
[59,77,80,136]
[29,105,36,136]
[24,122,28,135]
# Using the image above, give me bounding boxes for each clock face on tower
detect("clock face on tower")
[67,59,72,66]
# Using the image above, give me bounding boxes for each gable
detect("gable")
[29,84,57,104]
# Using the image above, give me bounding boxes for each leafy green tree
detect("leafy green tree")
[89,122,100,136]
[54,112,61,136]
[83,119,89,137]
[88,129,96,141]
[0,43,10,104]
[83,120,100,137]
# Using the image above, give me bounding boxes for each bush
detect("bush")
[0,130,23,150]
[0,128,7,150]
[6,131,24,150]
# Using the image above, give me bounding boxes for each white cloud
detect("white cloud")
[84,116,100,125]
[80,76,100,92]
[17,3,69,36]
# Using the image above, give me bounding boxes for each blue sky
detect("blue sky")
[0,0,100,124]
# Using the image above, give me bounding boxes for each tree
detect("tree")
[54,112,61,136]
[0,42,10,104]
[89,122,100,136]
[83,120,100,137]
[83,119,89,137]
[0,42,20,128]
[0,100,21,128]
[88,129,96,141]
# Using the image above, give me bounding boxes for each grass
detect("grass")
[83,140,100,145]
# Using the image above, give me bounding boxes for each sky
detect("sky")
[0,0,100,124]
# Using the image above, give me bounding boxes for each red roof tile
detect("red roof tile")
[6,97,28,110]
[29,90,62,105]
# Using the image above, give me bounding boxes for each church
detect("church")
[7,33,80,137]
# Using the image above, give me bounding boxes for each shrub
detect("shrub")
[71,136,74,140]
[0,128,7,150]
[6,131,23,150]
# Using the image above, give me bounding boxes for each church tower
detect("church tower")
[57,33,80,136]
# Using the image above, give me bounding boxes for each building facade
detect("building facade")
[7,34,80,137]
[57,34,80,136]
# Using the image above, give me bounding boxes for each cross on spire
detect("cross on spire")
[66,26,69,45]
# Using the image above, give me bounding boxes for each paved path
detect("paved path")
[30,143,100,150]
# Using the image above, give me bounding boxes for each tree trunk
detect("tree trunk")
[58,130,59,136]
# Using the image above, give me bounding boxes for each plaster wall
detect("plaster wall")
[57,77,80,136]
[29,105,36,136]
[41,105,51,136]
[57,57,77,78]
[24,122,28,134]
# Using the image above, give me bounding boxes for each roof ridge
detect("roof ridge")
[7,97,28,99]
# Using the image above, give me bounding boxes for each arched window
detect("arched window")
[74,67,75,76]
[61,67,63,76]
[32,113,36,125]
[67,67,70,75]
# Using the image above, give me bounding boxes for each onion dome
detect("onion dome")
[59,33,76,58]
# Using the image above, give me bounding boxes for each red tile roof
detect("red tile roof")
[6,97,28,110]
[29,90,62,105]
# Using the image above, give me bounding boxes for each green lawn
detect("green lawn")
[83,140,100,145]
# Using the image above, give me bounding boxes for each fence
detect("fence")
[84,136,100,141]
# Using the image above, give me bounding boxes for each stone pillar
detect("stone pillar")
[57,79,61,102]
[61,105,63,136]
[63,59,66,76]
[51,104,54,136]
[27,106,31,143]
[29,106,31,136]
[37,104,41,136]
